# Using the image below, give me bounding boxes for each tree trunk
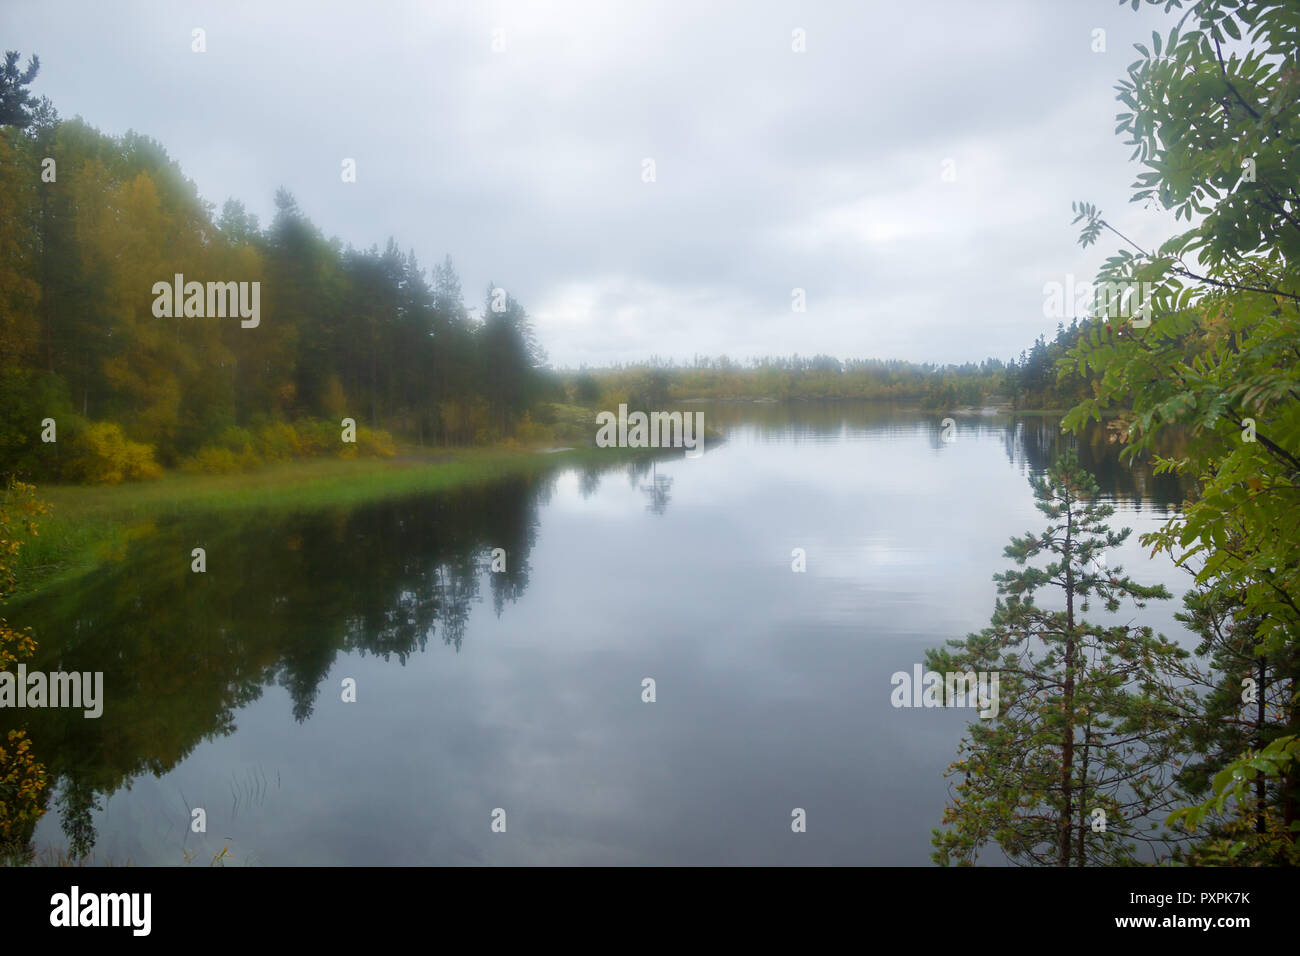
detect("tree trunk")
[1059,489,1076,867]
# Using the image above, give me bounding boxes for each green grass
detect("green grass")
[12,443,650,600]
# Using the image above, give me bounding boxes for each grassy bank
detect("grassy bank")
[13,443,653,600]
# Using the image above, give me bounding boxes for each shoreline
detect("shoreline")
[11,443,666,602]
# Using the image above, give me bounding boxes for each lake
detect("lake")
[6,403,1195,865]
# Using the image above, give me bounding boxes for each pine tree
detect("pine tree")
[927,450,1195,865]
[0,52,40,129]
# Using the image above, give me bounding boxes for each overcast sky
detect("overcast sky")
[3,0,1180,368]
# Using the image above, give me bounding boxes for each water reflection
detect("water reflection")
[999,415,1187,510]
[2,406,1191,863]
[2,457,640,861]
[700,400,1189,510]
[636,461,674,515]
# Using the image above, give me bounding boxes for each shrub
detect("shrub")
[0,480,50,854]
[354,427,396,459]
[180,446,242,474]
[0,371,78,482]
[296,420,340,457]
[172,419,394,473]
[254,422,301,463]
[513,412,553,445]
[120,437,165,480]
[212,426,256,453]
[438,399,490,445]
[63,423,163,484]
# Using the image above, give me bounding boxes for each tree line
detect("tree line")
[559,338,1091,412]
[0,57,550,481]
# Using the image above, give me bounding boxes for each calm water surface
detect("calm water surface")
[8,404,1194,864]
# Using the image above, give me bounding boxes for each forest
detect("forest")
[0,63,552,482]
[557,326,1091,413]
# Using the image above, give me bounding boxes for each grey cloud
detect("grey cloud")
[3,0,1173,365]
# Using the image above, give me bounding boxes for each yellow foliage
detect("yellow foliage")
[355,427,396,459]
[0,479,49,846]
[439,398,490,444]
[182,420,395,471]
[254,422,301,462]
[0,479,48,603]
[0,729,47,841]
[65,422,162,484]
[180,446,242,474]
[514,411,553,444]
